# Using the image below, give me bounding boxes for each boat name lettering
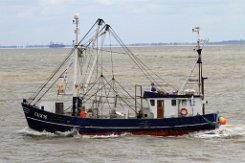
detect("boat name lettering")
[34,112,47,119]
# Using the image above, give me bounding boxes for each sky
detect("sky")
[0,0,245,45]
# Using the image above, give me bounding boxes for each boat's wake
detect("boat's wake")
[19,125,245,140]
[81,133,128,139]
[188,124,245,139]
[17,127,127,139]
[17,127,76,137]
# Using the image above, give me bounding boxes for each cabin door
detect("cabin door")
[157,100,164,118]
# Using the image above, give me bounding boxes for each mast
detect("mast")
[72,13,81,116]
[192,27,207,114]
[194,27,202,95]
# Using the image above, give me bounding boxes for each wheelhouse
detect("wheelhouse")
[141,91,203,119]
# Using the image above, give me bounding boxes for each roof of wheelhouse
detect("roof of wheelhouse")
[143,91,201,99]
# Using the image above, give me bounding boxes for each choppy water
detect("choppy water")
[0,46,245,163]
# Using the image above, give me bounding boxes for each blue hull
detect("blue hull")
[22,102,220,136]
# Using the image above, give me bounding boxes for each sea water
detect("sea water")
[0,46,245,163]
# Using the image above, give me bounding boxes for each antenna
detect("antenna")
[192,27,200,48]
[72,13,81,116]
[73,13,80,45]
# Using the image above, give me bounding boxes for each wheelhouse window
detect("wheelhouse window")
[182,100,187,106]
[171,100,176,106]
[190,99,195,106]
[150,100,155,106]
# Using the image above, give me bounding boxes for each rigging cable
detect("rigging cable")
[104,77,139,113]
[99,77,113,112]
[82,78,113,104]
[109,28,165,91]
[109,27,178,92]
[77,18,104,46]
[30,48,75,104]
[35,68,70,104]
[82,76,137,113]
[29,19,103,104]
[179,58,199,94]
[109,31,115,77]
[81,25,107,93]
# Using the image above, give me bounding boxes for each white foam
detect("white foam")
[55,128,80,137]
[188,124,245,139]
[17,127,57,137]
[81,132,129,139]
[17,127,82,138]
[17,127,128,139]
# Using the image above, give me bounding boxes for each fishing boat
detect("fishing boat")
[21,14,226,136]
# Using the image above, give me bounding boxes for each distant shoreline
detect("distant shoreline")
[0,40,244,49]
[127,39,245,46]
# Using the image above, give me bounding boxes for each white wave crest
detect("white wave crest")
[189,124,245,139]
[81,132,128,139]
[17,127,128,139]
[17,127,57,137]
[55,129,80,137]
[17,127,79,137]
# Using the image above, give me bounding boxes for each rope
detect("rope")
[82,77,111,104]
[30,18,184,116]
[197,113,218,127]
[109,32,115,77]
[30,48,75,104]
[100,78,113,111]
[35,68,69,104]
[106,79,137,113]
[31,19,104,103]
[77,18,103,46]
[109,27,177,92]
[179,58,198,94]
[29,19,103,103]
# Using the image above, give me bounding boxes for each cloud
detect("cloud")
[16,8,34,18]
[38,0,75,6]
[1,0,245,45]
[36,0,77,17]
[129,3,161,14]
[95,0,153,7]
[96,0,114,6]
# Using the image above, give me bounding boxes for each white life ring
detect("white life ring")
[180,108,188,116]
